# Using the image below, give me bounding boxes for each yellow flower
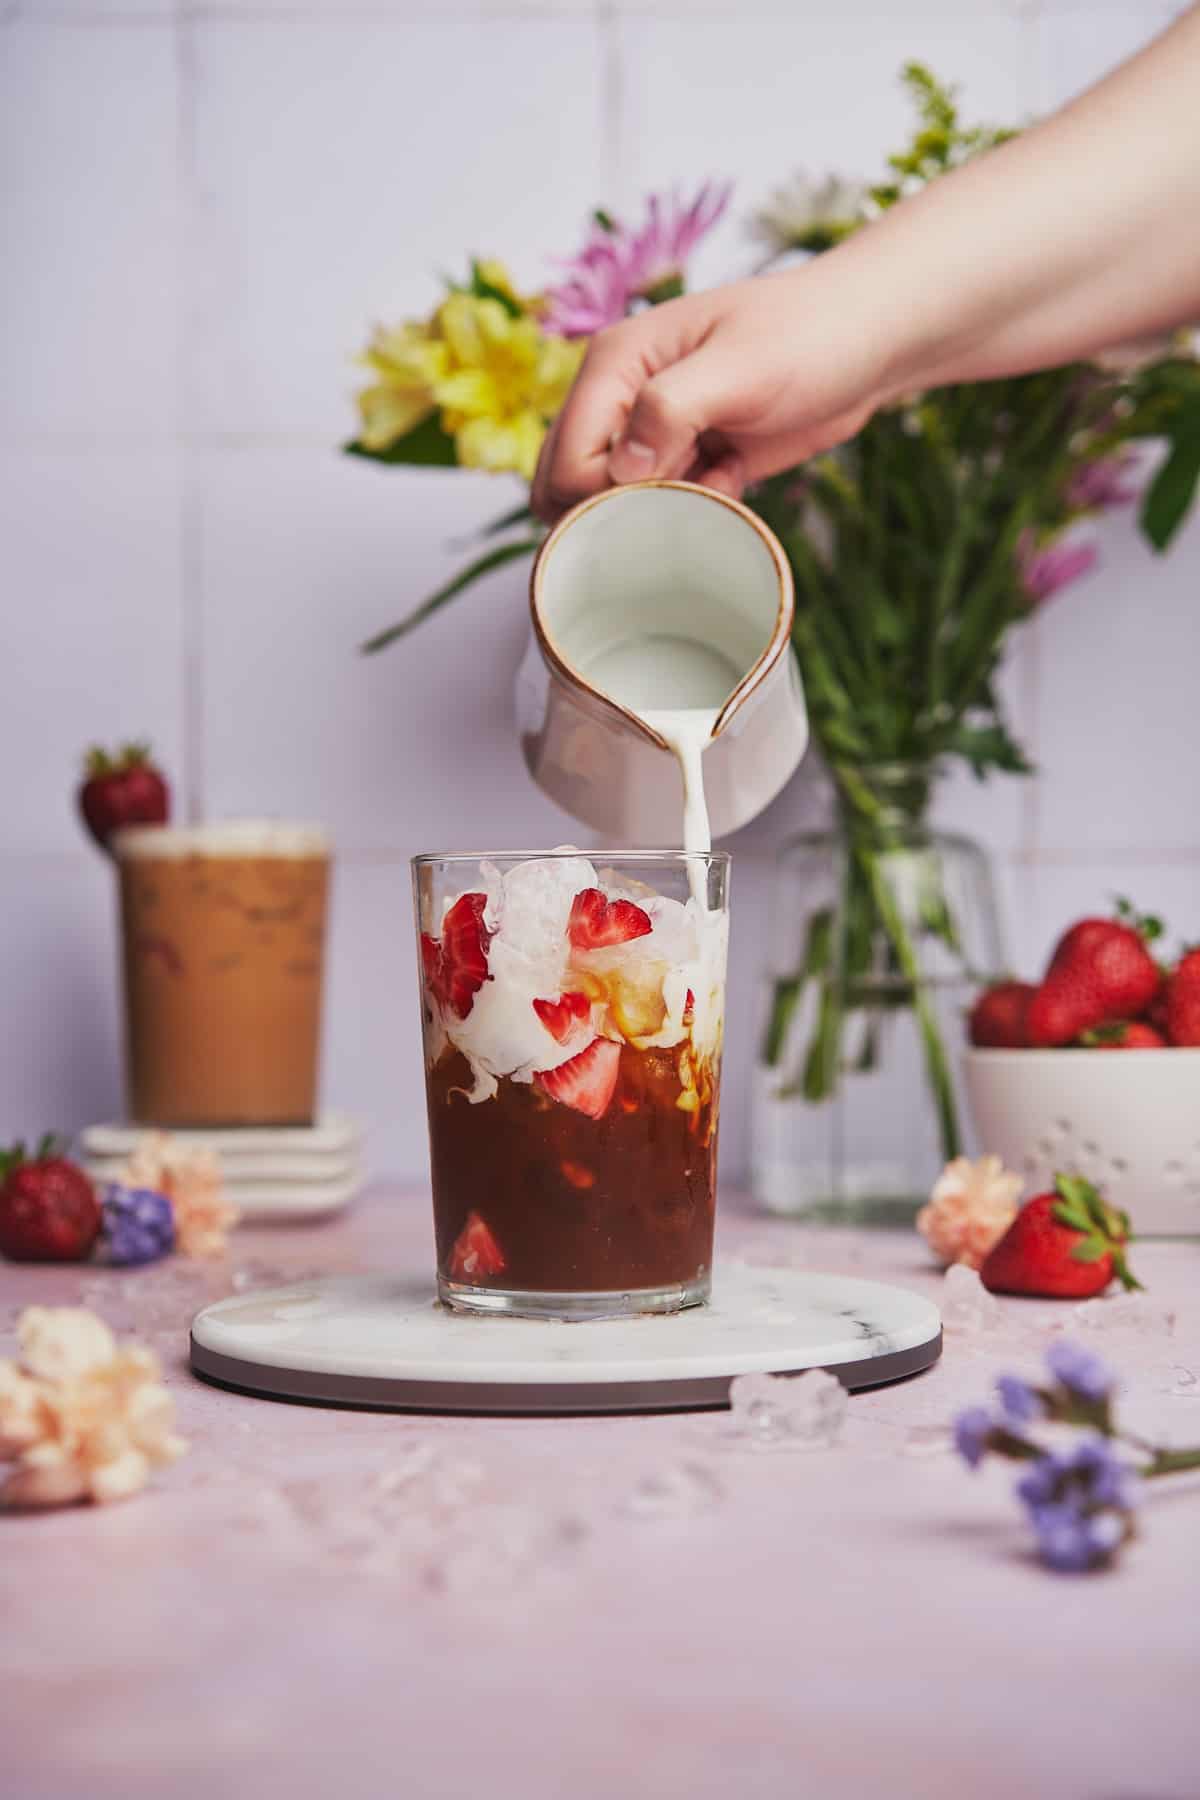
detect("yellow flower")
[356,319,448,451]
[433,292,583,480]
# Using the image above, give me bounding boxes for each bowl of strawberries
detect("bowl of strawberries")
[963,902,1200,1236]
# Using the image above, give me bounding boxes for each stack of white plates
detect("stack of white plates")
[80,1115,364,1221]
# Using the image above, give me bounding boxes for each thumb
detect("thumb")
[607,344,739,484]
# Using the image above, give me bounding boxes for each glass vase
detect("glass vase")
[751,762,1005,1224]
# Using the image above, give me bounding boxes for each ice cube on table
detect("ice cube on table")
[1075,1292,1177,1338]
[940,1264,1002,1334]
[726,1368,847,1450]
[623,1460,724,1518]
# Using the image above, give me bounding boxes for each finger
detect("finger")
[607,343,741,486]
[533,329,642,522]
[688,449,746,501]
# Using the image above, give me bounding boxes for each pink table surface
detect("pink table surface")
[2,1184,1198,1800]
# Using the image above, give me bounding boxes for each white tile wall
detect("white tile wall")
[2,0,1196,1182]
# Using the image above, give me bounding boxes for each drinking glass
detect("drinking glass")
[114,821,331,1126]
[413,849,730,1320]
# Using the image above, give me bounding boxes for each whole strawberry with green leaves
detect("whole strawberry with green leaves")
[0,1136,102,1262]
[77,741,170,853]
[980,1173,1140,1299]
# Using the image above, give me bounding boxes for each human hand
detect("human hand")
[531,264,888,521]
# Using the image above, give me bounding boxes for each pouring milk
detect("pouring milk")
[521,480,806,857]
[581,632,736,888]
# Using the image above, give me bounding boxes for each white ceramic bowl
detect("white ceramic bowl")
[963,1048,1200,1237]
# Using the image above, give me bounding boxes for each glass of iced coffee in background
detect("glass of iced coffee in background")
[413,850,730,1320]
[112,822,331,1126]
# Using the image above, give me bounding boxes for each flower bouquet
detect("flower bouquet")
[346,66,1200,1214]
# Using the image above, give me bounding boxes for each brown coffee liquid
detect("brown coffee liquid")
[426,1044,719,1292]
[119,852,329,1126]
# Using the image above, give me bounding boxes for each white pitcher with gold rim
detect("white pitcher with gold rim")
[517,480,807,846]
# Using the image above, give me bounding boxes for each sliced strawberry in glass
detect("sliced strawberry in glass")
[532,990,591,1044]
[535,1037,621,1119]
[567,888,652,952]
[447,1210,506,1280]
[423,893,492,1019]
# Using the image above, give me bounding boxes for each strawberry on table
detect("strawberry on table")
[969,981,1035,1048]
[567,888,652,952]
[535,1037,621,1119]
[979,1173,1140,1299]
[447,1211,506,1281]
[77,742,170,853]
[0,1136,102,1262]
[421,893,492,1020]
[1026,903,1162,1048]
[1165,946,1200,1047]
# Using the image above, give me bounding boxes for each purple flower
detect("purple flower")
[996,1374,1043,1423]
[1045,1341,1116,1404]
[97,1183,175,1266]
[542,183,732,337]
[954,1405,995,1469]
[1065,453,1139,512]
[1017,528,1099,604]
[1015,1437,1140,1572]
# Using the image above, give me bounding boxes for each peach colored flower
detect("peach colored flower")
[0,1307,187,1508]
[917,1154,1023,1270]
[116,1132,239,1257]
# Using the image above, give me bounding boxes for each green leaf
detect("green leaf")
[469,259,524,320]
[468,501,536,541]
[360,536,543,654]
[762,977,802,1067]
[1069,1237,1110,1264]
[1139,419,1200,549]
[344,411,457,468]
[592,208,617,233]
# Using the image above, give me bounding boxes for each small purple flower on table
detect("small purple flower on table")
[1016,1439,1140,1573]
[952,1341,1200,1574]
[995,1374,1043,1423]
[953,1406,995,1469]
[97,1183,176,1266]
[1044,1341,1116,1404]
[542,183,732,338]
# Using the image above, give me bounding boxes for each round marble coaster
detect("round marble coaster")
[190,1264,942,1414]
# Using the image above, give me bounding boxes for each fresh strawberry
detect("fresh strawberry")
[979,1174,1140,1298]
[447,1211,505,1281]
[421,893,491,1019]
[0,1136,102,1262]
[1026,905,1162,1047]
[532,991,591,1044]
[78,742,169,852]
[1081,1020,1168,1049]
[968,981,1035,1048]
[1165,946,1200,1047]
[567,888,652,952]
[535,1037,621,1119]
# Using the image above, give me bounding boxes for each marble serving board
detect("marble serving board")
[190,1264,942,1414]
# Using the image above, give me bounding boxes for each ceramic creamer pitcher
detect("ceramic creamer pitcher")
[517,479,807,845]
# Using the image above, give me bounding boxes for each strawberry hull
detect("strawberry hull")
[426,1045,718,1298]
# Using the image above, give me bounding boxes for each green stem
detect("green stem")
[1142,1446,1200,1479]
[855,841,961,1160]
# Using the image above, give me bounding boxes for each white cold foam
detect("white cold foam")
[111,820,330,860]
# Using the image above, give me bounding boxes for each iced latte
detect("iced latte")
[113,822,330,1126]
[413,851,729,1319]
